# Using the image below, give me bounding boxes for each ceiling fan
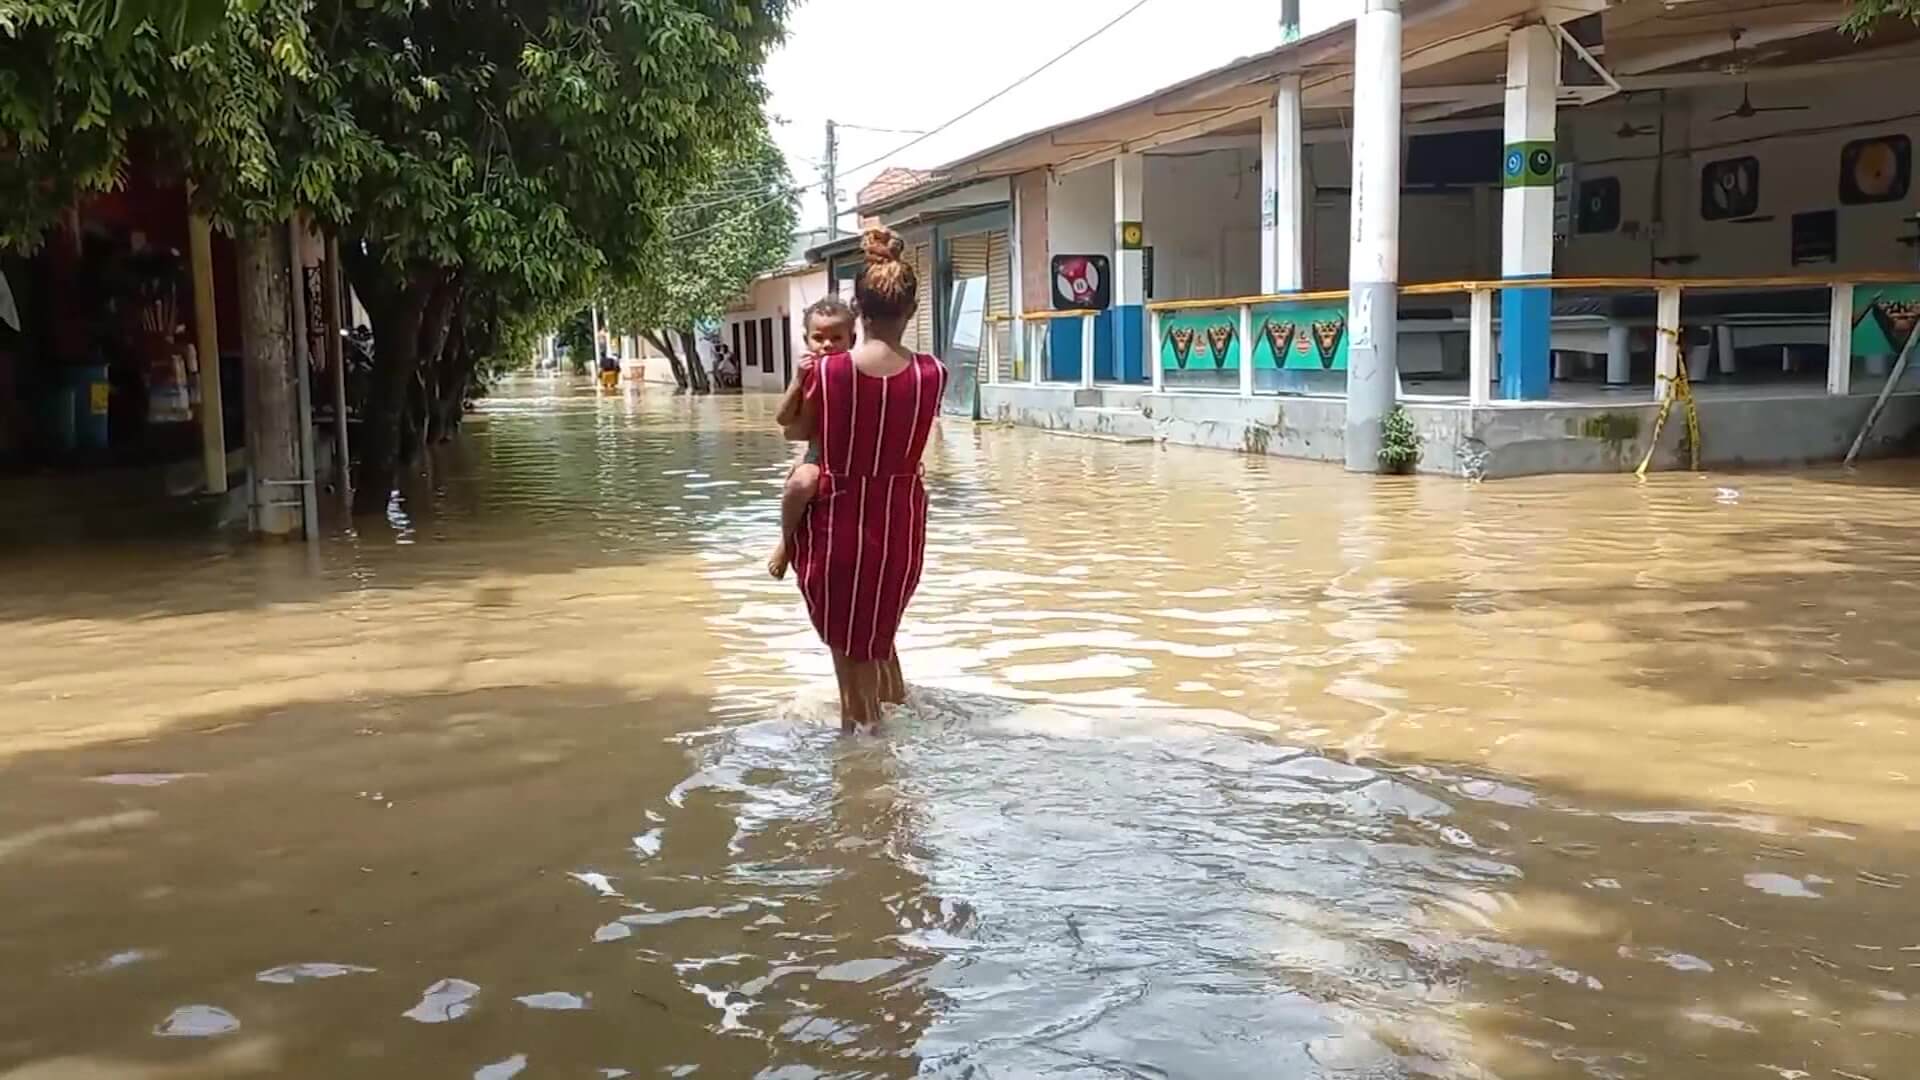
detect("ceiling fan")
[1714,83,1809,121]
[1710,29,1809,120]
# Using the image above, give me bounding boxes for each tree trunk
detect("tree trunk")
[235,224,303,538]
[641,329,688,390]
[352,272,434,515]
[679,329,711,394]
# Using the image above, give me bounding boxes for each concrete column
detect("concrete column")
[1260,76,1305,294]
[1344,0,1402,472]
[1827,284,1854,395]
[1499,24,1558,400]
[1113,152,1147,383]
[1606,324,1631,385]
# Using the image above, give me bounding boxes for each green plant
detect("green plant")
[1379,405,1421,474]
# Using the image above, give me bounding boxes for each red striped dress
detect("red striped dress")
[791,351,947,661]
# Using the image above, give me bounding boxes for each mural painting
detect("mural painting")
[1251,301,1349,371]
[1852,284,1920,358]
[1159,309,1240,371]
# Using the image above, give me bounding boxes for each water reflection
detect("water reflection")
[2,381,1919,1077]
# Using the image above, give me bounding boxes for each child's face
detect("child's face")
[806,314,854,356]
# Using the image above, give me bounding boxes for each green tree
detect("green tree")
[1845,0,1919,33]
[600,127,798,392]
[293,0,790,511]
[2,0,792,513]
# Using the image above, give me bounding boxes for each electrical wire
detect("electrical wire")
[666,0,1158,245]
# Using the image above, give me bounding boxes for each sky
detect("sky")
[760,0,1293,233]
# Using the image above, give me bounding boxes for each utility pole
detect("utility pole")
[824,119,840,241]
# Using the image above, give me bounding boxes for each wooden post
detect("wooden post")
[1029,319,1044,387]
[187,212,226,494]
[1654,285,1682,402]
[1468,287,1493,406]
[1827,283,1854,396]
[324,235,350,492]
[236,224,303,537]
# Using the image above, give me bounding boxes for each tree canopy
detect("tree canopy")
[600,126,798,387]
[2,0,796,508]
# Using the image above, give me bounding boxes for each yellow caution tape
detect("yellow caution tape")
[1636,332,1701,478]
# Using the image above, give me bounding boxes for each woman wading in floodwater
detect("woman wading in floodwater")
[783,227,946,732]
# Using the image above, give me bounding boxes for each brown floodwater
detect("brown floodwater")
[3,380,1920,1079]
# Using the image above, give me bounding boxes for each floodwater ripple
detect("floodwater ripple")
[2,382,1920,1078]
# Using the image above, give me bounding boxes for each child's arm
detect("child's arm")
[779,356,820,442]
[775,354,813,432]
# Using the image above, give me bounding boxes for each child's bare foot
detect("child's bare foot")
[767,539,790,580]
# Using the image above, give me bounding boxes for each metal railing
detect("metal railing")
[983,273,1920,405]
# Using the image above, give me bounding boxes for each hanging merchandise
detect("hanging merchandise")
[0,267,17,332]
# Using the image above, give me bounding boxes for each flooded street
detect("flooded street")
[5,380,1920,1079]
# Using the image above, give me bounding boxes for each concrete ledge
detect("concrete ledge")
[977,384,1920,479]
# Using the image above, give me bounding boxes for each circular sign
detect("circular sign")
[1505,149,1524,178]
[1528,147,1555,177]
[1120,221,1145,248]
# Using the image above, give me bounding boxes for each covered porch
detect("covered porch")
[883,0,1920,474]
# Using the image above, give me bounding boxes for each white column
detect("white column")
[1654,286,1682,401]
[1239,303,1255,397]
[1606,324,1631,385]
[1498,24,1558,400]
[1260,76,1305,294]
[1468,288,1493,406]
[1828,284,1854,395]
[1113,152,1147,384]
[1010,179,1027,384]
[1079,313,1096,390]
[1344,0,1402,472]
[1150,309,1164,393]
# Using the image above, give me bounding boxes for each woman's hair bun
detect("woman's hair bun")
[861,226,905,264]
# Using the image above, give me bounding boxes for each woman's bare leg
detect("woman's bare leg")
[830,649,858,733]
[878,651,906,706]
[848,660,887,732]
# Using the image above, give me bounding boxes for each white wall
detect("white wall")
[1560,70,1920,277]
[1046,161,1113,257]
[1143,146,1262,300]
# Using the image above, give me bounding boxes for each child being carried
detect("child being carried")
[767,296,855,580]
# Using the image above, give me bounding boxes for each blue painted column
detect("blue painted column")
[1113,152,1148,384]
[1499,24,1558,400]
[1049,318,1082,383]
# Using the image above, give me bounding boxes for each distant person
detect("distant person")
[598,350,619,389]
[767,296,855,580]
[782,228,946,733]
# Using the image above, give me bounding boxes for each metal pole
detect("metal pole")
[286,220,321,541]
[1344,0,1403,472]
[1844,326,1918,466]
[324,234,350,495]
[824,119,840,241]
[187,208,227,494]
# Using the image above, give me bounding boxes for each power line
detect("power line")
[833,122,932,136]
[669,0,1156,245]
[835,0,1157,177]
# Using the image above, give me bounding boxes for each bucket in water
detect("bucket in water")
[70,365,108,449]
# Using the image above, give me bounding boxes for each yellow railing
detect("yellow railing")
[980,274,1920,404]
